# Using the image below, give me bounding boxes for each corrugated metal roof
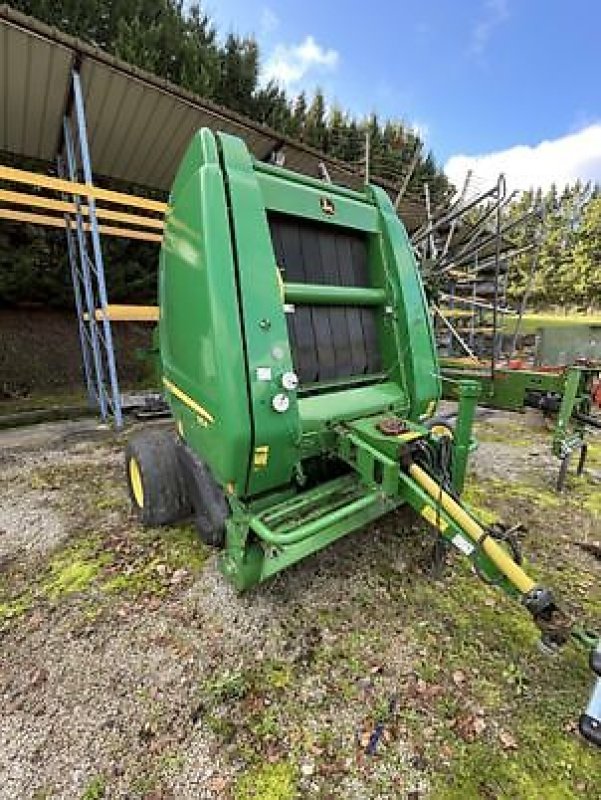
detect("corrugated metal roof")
[0,11,73,160]
[0,7,362,187]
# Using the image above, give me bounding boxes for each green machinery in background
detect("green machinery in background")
[124,129,599,746]
[441,359,601,490]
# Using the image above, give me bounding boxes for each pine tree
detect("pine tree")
[289,92,307,139]
[216,34,259,114]
[572,197,601,309]
[304,90,327,150]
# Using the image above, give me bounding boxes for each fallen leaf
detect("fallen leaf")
[452,713,487,742]
[499,730,517,750]
[29,667,48,688]
[452,669,467,687]
[207,775,228,792]
[358,730,371,748]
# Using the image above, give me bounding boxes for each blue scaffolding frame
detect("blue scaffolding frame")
[59,70,123,427]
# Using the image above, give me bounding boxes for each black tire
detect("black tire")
[125,428,191,526]
[176,442,229,548]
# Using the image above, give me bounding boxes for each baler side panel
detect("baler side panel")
[159,129,252,491]
[369,185,441,419]
[216,132,302,497]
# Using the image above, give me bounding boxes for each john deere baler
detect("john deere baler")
[125,129,599,746]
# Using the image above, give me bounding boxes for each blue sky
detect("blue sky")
[204,0,601,191]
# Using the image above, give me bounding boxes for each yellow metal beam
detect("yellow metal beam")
[97,223,162,243]
[439,309,473,319]
[0,207,162,243]
[91,304,160,322]
[0,189,164,230]
[0,165,167,213]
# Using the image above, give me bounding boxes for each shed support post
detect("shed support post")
[57,154,96,409]
[60,68,123,427]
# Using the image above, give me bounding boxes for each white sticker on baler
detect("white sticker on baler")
[452,534,475,556]
[256,367,272,381]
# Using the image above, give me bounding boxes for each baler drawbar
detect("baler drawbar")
[124,128,599,746]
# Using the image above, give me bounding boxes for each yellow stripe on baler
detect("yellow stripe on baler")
[162,377,214,424]
[408,462,536,594]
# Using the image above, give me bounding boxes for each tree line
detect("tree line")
[505,183,601,310]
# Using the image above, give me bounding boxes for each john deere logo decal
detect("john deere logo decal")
[320,197,335,216]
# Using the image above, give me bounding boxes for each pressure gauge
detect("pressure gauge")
[272,393,290,413]
[281,371,299,391]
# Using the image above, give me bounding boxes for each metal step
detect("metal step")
[257,474,367,536]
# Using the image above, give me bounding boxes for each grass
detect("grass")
[42,538,111,600]
[502,310,601,335]
[381,417,601,798]
[80,777,106,800]
[101,525,208,596]
[0,595,32,624]
[0,457,209,631]
[397,548,599,799]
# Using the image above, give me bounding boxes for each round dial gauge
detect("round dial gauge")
[272,393,290,413]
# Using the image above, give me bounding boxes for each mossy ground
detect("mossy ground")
[0,456,209,636]
[1,420,599,798]
[234,761,298,800]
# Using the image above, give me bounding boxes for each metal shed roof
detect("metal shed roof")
[0,4,411,207]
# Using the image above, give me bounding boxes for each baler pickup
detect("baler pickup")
[124,127,599,744]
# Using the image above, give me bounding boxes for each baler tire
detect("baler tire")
[175,443,229,549]
[125,429,191,526]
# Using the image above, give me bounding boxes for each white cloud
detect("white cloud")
[260,7,279,36]
[262,35,339,88]
[444,124,601,194]
[469,0,509,55]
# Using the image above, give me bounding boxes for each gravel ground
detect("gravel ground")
[0,414,599,799]
[0,424,426,799]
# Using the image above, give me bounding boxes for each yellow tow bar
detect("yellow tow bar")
[408,462,536,595]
